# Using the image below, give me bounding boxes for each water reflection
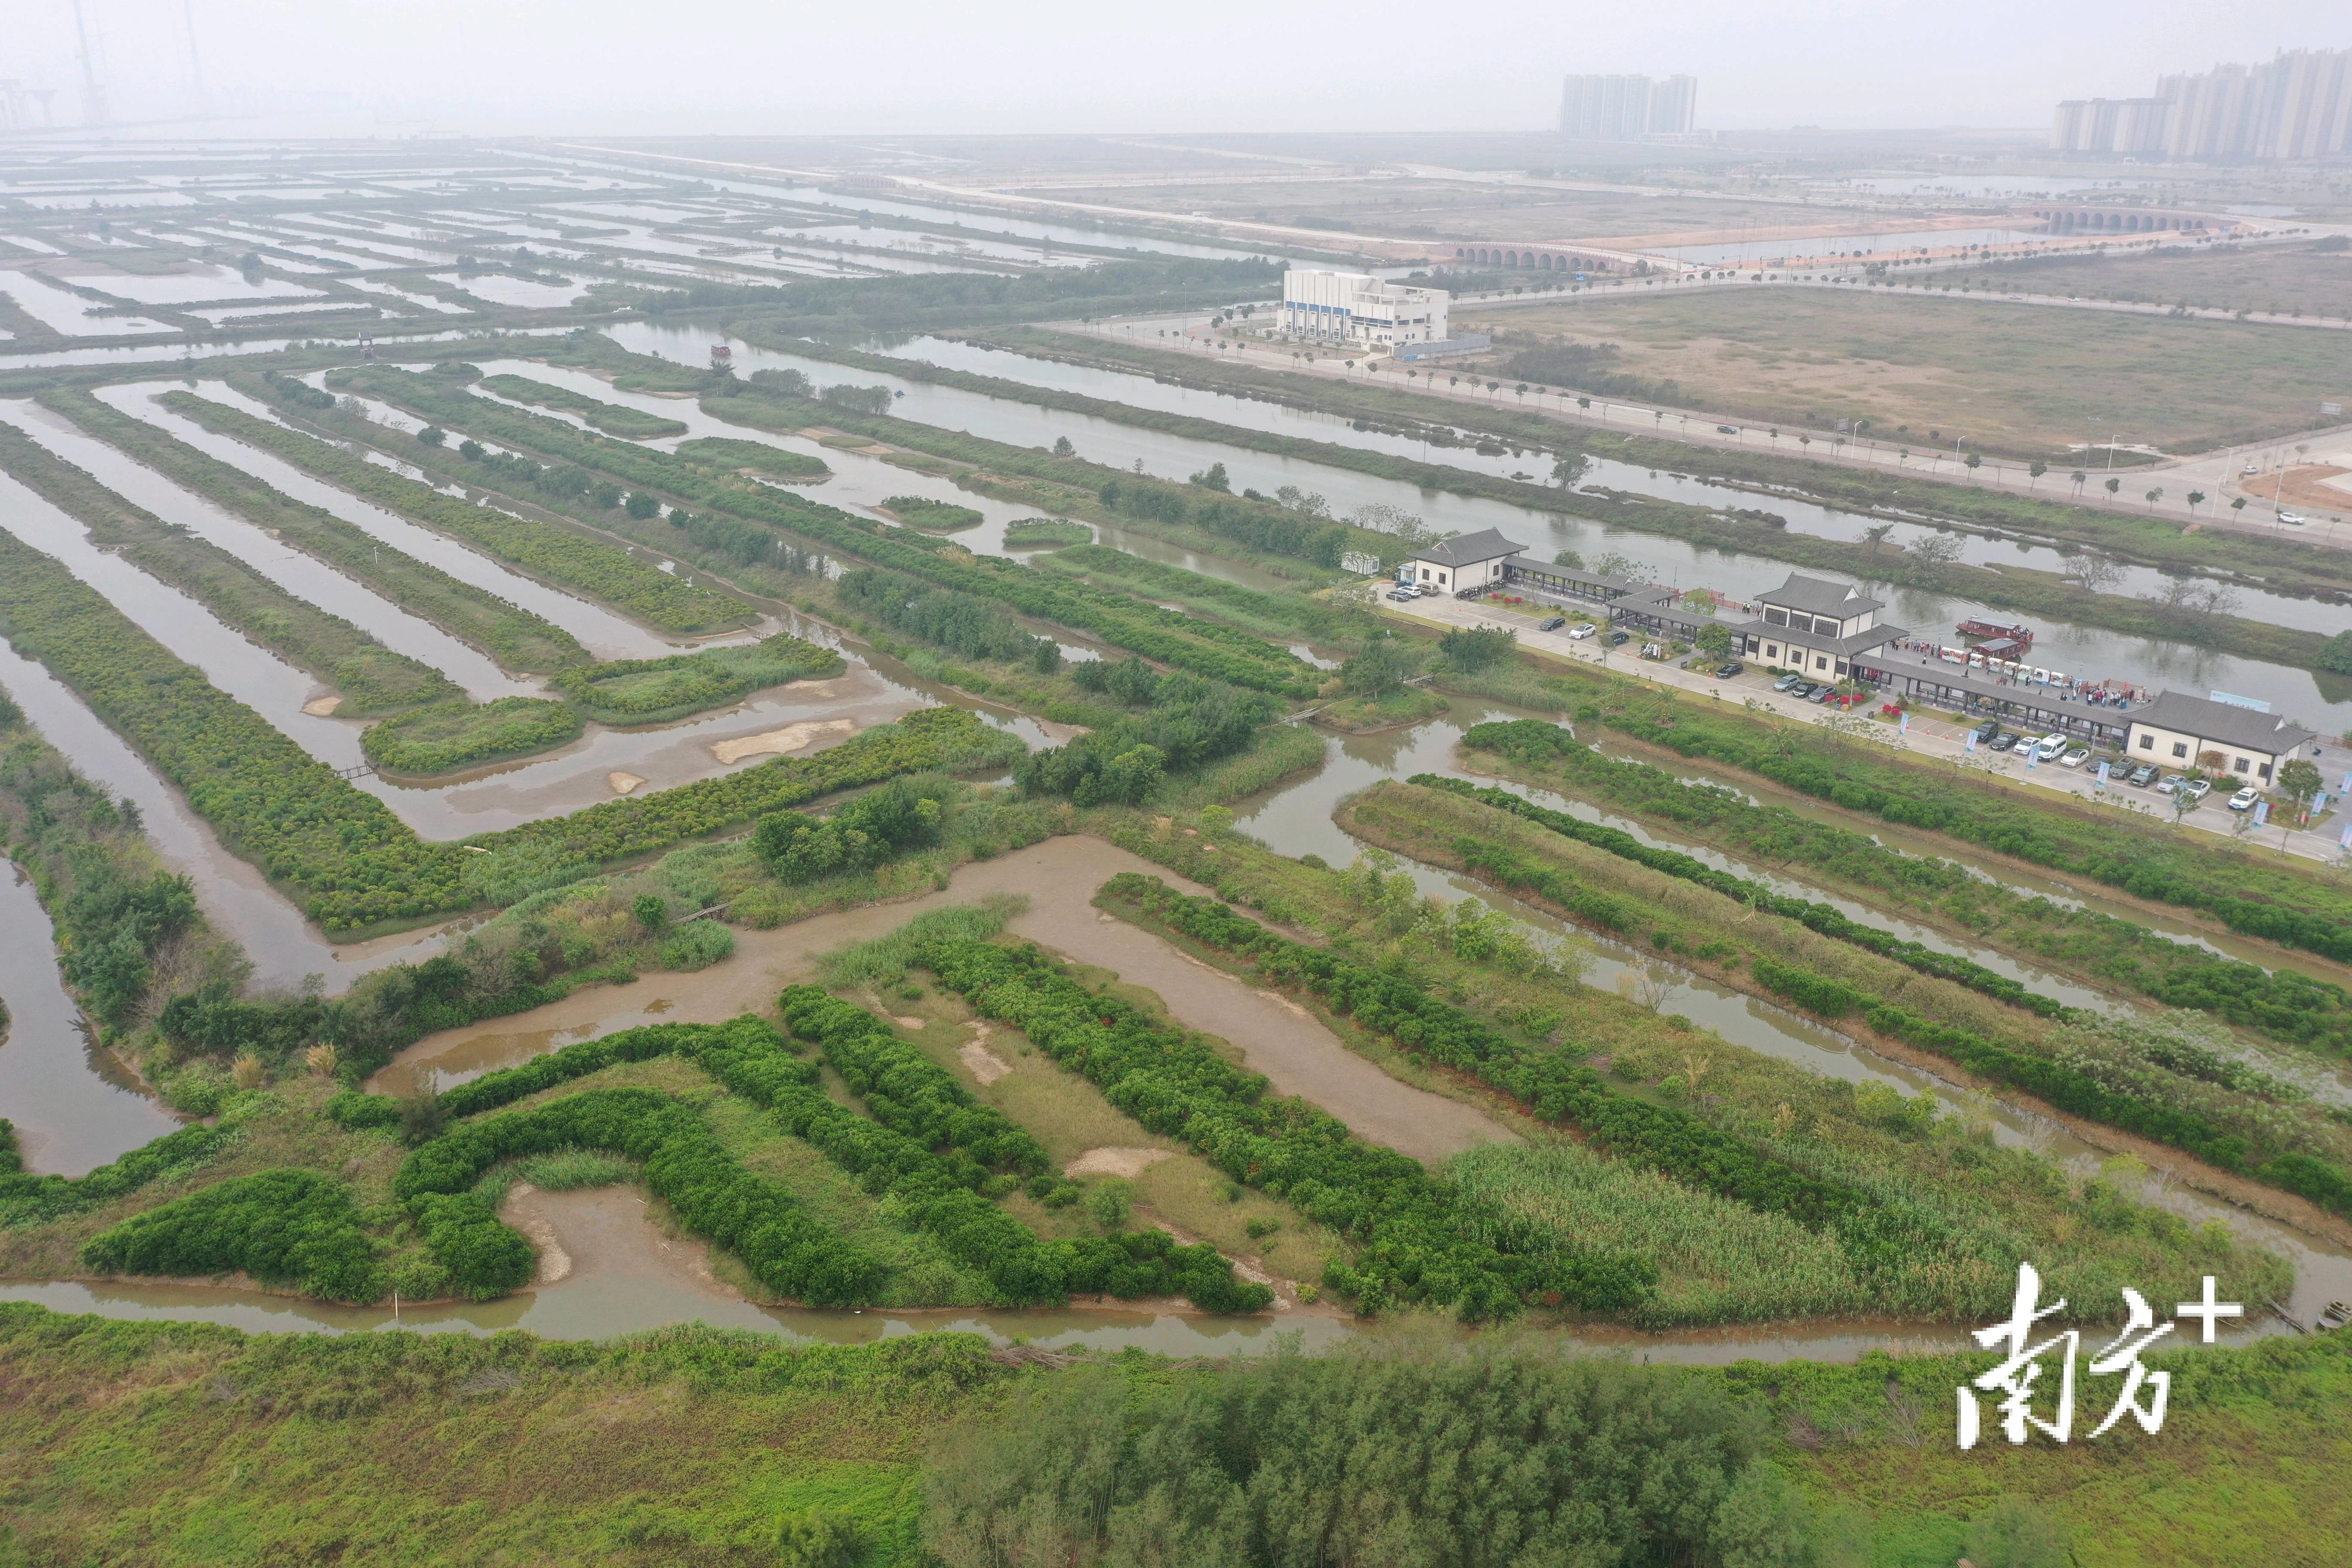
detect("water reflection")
[1225,695,2352,1320]
[0,867,181,1176]
[607,322,2350,726]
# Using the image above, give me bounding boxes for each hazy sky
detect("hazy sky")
[6,0,2347,138]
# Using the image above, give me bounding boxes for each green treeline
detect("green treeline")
[1378,780,2352,1221]
[1041,544,1353,643]
[36,387,588,676]
[610,256,1282,335]
[1017,661,1278,804]
[0,508,1017,930]
[836,567,1059,669]
[13,1298,2351,1565]
[991,327,2352,619]
[355,635,843,777]
[1002,518,1092,548]
[360,697,585,778]
[0,418,459,715]
[160,392,752,637]
[672,435,830,479]
[478,374,688,438]
[882,494,984,531]
[1102,874,1992,1312]
[916,922,1653,1320]
[0,704,245,1041]
[0,1124,235,1228]
[750,333,2334,671]
[548,632,845,726]
[1414,771,2072,1019]
[80,1169,379,1302]
[778,987,1270,1311]
[363,1008,1267,1311]
[319,366,1319,695]
[754,775,949,885]
[928,1351,1810,1568]
[1465,698,2352,985]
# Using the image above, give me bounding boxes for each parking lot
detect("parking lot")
[1382,587,2352,866]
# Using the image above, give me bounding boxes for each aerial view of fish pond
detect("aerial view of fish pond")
[3,7,2352,1564]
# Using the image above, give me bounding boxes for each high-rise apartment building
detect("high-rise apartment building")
[2053,48,2351,159]
[1559,74,1697,140]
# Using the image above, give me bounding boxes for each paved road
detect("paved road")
[1068,312,2352,549]
[1385,589,2352,869]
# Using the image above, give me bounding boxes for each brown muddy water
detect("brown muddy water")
[369,836,1513,1167]
[0,865,180,1175]
[10,356,2351,1329]
[361,828,2352,1329]
[5,828,2328,1353]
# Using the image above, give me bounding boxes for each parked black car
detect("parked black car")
[1714,662,1745,678]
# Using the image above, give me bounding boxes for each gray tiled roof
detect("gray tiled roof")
[1411,528,1525,568]
[2129,692,2317,756]
[1756,572,1883,618]
[1751,620,1908,656]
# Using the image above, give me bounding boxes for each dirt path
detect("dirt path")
[373,835,1514,1164]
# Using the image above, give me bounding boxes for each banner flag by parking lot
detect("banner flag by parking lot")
[2254,801,2269,827]
[2097,761,2110,785]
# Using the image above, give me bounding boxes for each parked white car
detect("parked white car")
[2059,747,2091,768]
[1568,622,1598,641]
[2031,735,2068,763]
[2228,787,2263,812]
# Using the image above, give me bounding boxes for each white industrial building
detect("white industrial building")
[1279,270,1449,349]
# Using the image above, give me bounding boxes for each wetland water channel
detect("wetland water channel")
[6,336,2351,1353]
[608,321,2352,728]
[7,693,2346,1349]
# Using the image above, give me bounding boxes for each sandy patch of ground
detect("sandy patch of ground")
[2263,464,2352,514]
[607,771,646,795]
[1064,1147,1169,1179]
[959,1023,1014,1084]
[502,1183,573,1284]
[502,1185,742,1304]
[708,717,856,764]
[374,837,1514,1164]
[302,695,342,716]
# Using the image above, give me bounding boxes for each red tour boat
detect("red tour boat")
[1956,618,2034,649]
